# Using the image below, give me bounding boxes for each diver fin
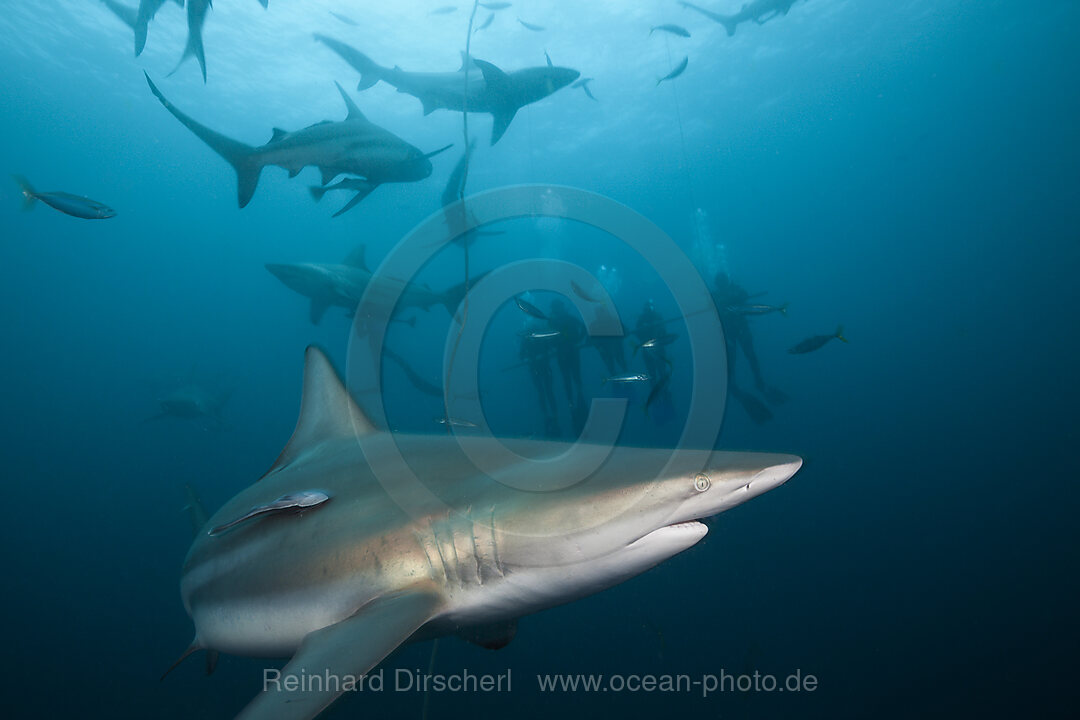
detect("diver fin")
[835,325,848,343]
[236,588,442,720]
[457,619,517,650]
[263,347,376,478]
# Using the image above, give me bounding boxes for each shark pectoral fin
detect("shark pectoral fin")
[457,619,518,650]
[309,299,330,325]
[237,589,442,720]
[489,109,518,145]
[262,347,377,478]
[331,183,379,218]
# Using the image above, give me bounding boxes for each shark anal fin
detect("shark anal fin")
[457,619,517,650]
[237,588,442,720]
[490,109,518,145]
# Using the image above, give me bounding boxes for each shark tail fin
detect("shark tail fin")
[313,35,383,91]
[101,0,137,31]
[144,73,264,208]
[835,325,848,343]
[13,175,37,210]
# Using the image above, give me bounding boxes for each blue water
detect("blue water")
[1,0,1077,717]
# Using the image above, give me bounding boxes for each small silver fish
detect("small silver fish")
[518,18,545,31]
[436,416,478,428]
[603,373,649,384]
[526,330,561,339]
[209,490,330,535]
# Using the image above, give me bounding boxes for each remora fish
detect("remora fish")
[650,24,691,37]
[145,73,437,208]
[165,346,802,719]
[13,176,116,220]
[315,35,579,145]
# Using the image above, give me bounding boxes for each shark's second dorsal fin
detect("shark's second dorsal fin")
[263,347,376,478]
[335,82,367,122]
[343,245,368,271]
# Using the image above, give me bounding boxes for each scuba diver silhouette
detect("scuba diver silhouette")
[712,272,787,424]
[519,315,561,436]
[547,299,588,433]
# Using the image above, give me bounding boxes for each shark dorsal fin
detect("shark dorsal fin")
[263,347,375,478]
[343,245,368,270]
[335,82,367,122]
[472,58,510,92]
[270,127,288,142]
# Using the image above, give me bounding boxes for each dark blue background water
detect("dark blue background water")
[1,0,1077,717]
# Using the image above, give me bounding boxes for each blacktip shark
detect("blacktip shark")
[265,246,475,324]
[680,0,798,37]
[168,346,802,718]
[314,35,580,144]
[144,73,442,209]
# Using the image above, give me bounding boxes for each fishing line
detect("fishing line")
[442,0,481,432]
[664,36,698,211]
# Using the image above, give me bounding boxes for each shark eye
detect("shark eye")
[694,473,711,492]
